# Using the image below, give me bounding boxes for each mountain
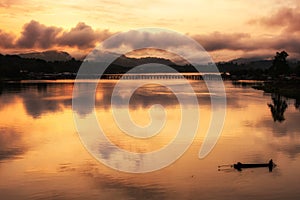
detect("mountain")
[18,50,73,62]
[100,55,197,73]
[113,55,176,68]
[1,51,300,80]
[230,57,269,64]
[244,60,273,70]
[230,56,299,70]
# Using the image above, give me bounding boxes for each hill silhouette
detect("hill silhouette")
[0,50,299,80]
[18,50,73,62]
[0,52,197,79]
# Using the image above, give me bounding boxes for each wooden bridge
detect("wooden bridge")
[100,73,225,80]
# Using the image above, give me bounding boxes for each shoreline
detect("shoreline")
[252,79,300,101]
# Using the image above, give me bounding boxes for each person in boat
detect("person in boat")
[268,159,274,172]
[233,162,243,171]
[233,159,275,172]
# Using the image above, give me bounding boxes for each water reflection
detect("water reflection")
[87,81,209,112]
[268,94,288,122]
[0,82,73,118]
[0,80,300,199]
[1,81,229,118]
[0,127,27,161]
[295,98,300,111]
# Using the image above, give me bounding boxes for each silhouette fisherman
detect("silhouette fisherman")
[233,159,275,172]
[268,159,274,172]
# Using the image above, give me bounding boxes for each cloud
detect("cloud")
[1,20,111,51]
[100,29,300,61]
[190,7,300,57]
[193,31,300,58]
[99,29,218,64]
[192,32,253,51]
[57,22,111,49]
[252,7,300,33]
[269,34,300,53]
[1,19,300,61]
[0,0,21,7]
[102,30,191,50]
[16,20,62,48]
[0,29,15,48]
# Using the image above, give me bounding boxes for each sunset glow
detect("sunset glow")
[1,0,300,61]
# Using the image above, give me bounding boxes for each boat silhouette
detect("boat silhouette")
[219,159,276,172]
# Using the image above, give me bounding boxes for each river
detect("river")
[0,79,299,200]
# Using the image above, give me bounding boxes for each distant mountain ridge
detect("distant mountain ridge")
[16,51,177,66]
[113,55,176,68]
[1,50,300,79]
[18,50,73,62]
[0,50,298,75]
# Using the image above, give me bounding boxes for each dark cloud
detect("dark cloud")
[193,31,300,57]
[192,8,300,56]
[0,19,300,60]
[100,30,214,64]
[0,29,15,48]
[57,22,111,49]
[253,7,300,33]
[16,20,62,48]
[102,30,190,50]
[0,20,111,51]
[192,32,253,51]
[269,34,300,53]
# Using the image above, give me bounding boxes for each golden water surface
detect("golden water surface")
[0,80,299,200]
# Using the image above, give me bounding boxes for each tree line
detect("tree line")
[0,54,81,79]
[1,51,300,80]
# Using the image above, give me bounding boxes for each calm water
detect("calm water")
[0,80,300,200]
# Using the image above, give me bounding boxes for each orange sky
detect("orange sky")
[0,0,300,61]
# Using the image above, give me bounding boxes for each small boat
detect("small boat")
[233,159,276,172]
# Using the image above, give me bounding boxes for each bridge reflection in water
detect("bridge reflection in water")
[100,73,226,80]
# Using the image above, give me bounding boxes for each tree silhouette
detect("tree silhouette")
[296,63,300,77]
[268,94,288,122]
[295,98,300,111]
[270,51,290,76]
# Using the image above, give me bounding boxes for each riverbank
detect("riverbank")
[253,79,300,100]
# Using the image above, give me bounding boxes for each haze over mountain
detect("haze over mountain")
[18,51,73,62]
[113,55,176,68]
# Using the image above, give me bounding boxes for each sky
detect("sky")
[0,0,300,61]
